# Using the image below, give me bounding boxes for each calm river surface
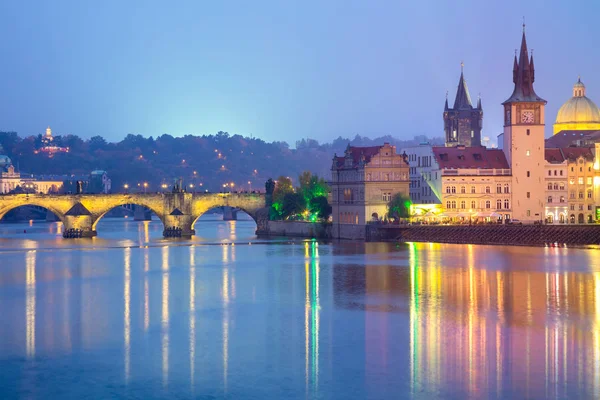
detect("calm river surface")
[1,215,600,399]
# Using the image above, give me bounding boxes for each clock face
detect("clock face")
[521,110,534,124]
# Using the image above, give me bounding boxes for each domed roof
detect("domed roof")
[555,78,600,124]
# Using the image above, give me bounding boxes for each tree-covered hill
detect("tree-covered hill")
[0,131,442,192]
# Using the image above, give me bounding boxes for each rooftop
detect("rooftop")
[432,146,509,169]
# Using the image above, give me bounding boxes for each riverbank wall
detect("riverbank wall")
[257,220,332,239]
[366,224,600,247]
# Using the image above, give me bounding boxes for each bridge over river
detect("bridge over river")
[0,192,266,238]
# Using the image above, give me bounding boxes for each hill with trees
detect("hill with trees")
[0,131,442,192]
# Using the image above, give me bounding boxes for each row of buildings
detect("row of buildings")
[0,155,111,195]
[330,28,600,238]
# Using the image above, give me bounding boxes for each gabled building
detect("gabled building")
[330,143,409,238]
[443,65,483,147]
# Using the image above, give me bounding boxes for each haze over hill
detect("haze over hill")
[0,131,442,192]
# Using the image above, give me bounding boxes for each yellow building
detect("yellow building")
[553,78,600,134]
[330,143,409,238]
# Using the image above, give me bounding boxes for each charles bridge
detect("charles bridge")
[0,192,266,238]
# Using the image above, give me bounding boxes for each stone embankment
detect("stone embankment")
[366,224,600,247]
[256,220,332,239]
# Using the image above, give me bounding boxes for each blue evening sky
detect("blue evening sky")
[0,0,597,144]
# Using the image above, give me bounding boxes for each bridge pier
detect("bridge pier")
[63,215,97,238]
[163,214,195,237]
[222,206,238,221]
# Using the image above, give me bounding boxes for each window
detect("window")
[580,167,583,172]
[588,190,593,199]
[497,199,502,209]
[587,177,593,185]
[548,170,551,177]
[559,183,565,190]
[471,186,476,194]
[485,200,491,209]
[485,186,491,194]
[570,205,575,211]
[548,183,552,190]
[504,199,510,209]
[526,129,530,136]
[579,191,584,199]
[560,170,563,176]
[343,188,353,202]
[560,196,565,203]
[570,178,575,185]
[366,173,371,181]
[452,186,457,193]
[579,204,584,211]
[461,186,466,194]
[471,130,474,138]
[589,167,592,172]
[527,171,530,177]
[526,150,530,156]
[504,184,510,194]
[471,200,476,209]
[446,186,451,194]
[589,204,593,211]
[570,191,575,199]
[460,200,466,209]
[547,196,552,203]
[527,192,530,198]
[496,184,502,194]
[571,167,574,172]
[451,200,457,209]
[579,177,584,185]
[553,183,558,190]
[527,210,531,217]
[446,201,451,209]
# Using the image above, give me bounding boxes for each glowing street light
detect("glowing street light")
[123,183,129,193]
[143,182,148,193]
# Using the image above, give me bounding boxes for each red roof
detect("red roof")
[544,130,600,148]
[432,146,509,169]
[544,147,594,163]
[333,144,406,169]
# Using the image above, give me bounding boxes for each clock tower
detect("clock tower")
[502,28,546,222]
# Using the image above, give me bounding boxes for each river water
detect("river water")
[1,215,599,399]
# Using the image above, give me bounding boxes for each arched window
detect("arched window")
[553,183,558,190]
[451,186,456,194]
[560,196,565,203]
[504,199,510,209]
[460,186,466,194]
[496,184,502,194]
[588,190,593,199]
[579,191,584,199]
[547,183,552,190]
[446,186,451,194]
[504,184,510,194]
[451,200,457,209]
[496,199,502,209]
[446,201,451,209]
[548,196,553,203]
[471,186,476,194]
[460,200,466,209]
[471,200,476,209]
[485,186,491,194]
[485,200,491,209]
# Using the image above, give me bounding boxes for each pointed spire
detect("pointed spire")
[453,62,473,109]
[444,91,449,110]
[477,93,482,110]
[503,27,545,104]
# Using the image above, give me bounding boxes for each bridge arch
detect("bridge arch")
[0,199,67,223]
[191,206,258,230]
[90,202,166,231]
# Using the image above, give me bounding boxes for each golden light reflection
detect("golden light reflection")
[222,267,230,391]
[161,246,170,387]
[190,246,196,392]
[124,247,131,383]
[25,250,36,359]
[398,244,600,397]
[144,248,149,331]
[143,220,150,243]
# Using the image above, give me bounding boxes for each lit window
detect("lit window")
[578,177,584,185]
[471,200,476,209]
[526,150,530,156]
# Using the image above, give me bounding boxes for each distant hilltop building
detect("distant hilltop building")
[443,64,483,147]
[37,126,69,154]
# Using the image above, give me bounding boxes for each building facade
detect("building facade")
[403,144,440,204]
[444,65,483,147]
[502,30,546,223]
[544,149,568,224]
[330,143,409,237]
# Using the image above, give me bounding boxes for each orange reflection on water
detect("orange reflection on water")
[161,246,169,387]
[25,250,36,359]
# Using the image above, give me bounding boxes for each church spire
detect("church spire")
[444,91,449,111]
[453,62,473,109]
[503,28,545,104]
[477,93,482,110]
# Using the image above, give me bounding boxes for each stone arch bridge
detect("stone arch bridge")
[0,193,266,238]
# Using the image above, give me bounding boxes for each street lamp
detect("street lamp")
[124,184,129,193]
[143,182,148,193]
[161,183,168,192]
[189,183,194,193]
[248,181,252,192]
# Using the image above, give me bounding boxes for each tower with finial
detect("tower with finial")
[501,25,546,223]
[443,62,483,147]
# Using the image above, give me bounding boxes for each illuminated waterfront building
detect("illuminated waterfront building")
[330,143,409,238]
[443,64,483,147]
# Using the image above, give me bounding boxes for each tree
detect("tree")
[298,171,330,221]
[88,135,107,152]
[270,176,294,220]
[310,195,332,220]
[282,192,306,220]
[387,193,411,220]
[265,178,275,207]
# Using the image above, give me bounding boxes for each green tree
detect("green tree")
[310,195,332,220]
[282,192,306,220]
[298,171,330,221]
[271,176,294,220]
[387,193,411,220]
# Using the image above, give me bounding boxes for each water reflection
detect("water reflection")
[161,246,169,387]
[25,250,36,358]
[123,247,131,383]
[305,241,320,394]
[189,246,196,393]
